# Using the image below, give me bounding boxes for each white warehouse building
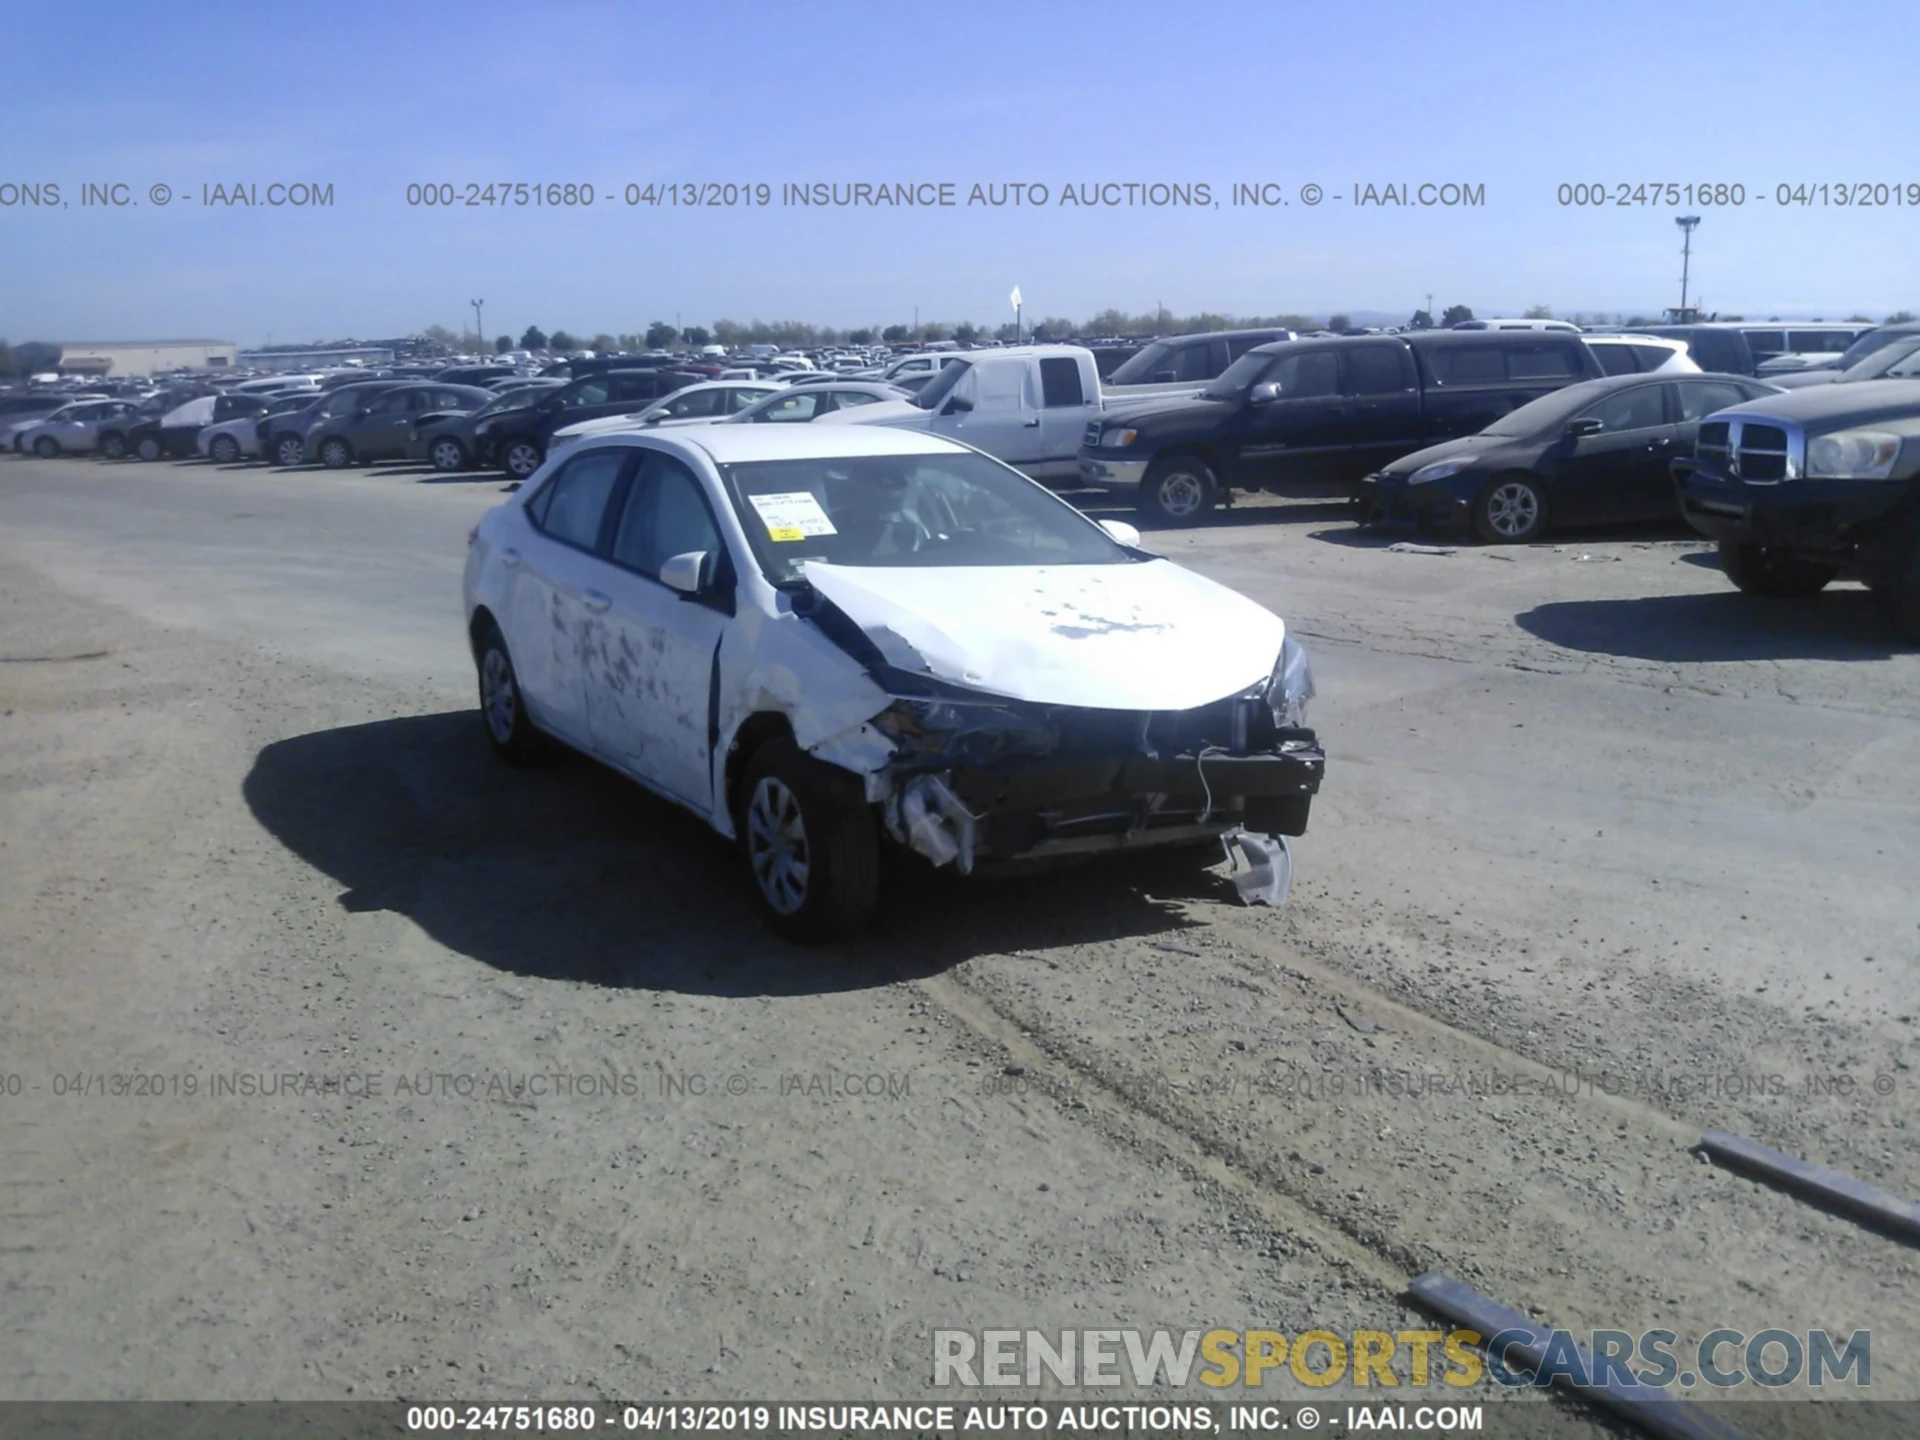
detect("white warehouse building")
[57,340,238,376]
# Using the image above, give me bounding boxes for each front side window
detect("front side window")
[752,391,824,423]
[724,450,1133,583]
[1578,385,1667,431]
[611,457,724,580]
[561,379,611,408]
[726,387,775,412]
[1263,350,1341,398]
[829,390,885,410]
[529,449,626,549]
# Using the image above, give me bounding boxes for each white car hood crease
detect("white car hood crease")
[801,559,1285,711]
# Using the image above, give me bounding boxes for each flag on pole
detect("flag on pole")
[1009,286,1023,310]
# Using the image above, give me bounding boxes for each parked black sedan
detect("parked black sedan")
[1352,372,1782,543]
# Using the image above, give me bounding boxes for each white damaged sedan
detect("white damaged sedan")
[462,426,1324,940]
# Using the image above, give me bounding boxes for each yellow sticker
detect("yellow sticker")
[767,526,805,542]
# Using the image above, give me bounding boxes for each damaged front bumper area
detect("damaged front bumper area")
[865,679,1325,876]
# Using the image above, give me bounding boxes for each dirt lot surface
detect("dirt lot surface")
[2,456,1915,1425]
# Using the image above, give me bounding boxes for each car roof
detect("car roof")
[668,423,967,466]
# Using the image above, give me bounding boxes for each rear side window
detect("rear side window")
[1425,345,1506,385]
[1226,333,1279,361]
[1630,344,1679,371]
[1591,344,1641,377]
[529,449,626,550]
[1039,357,1085,408]
[1506,344,1580,380]
[1344,343,1413,395]
[1678,381,1753,420]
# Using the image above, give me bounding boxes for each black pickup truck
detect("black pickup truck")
[1078,331,1604,523]
[1672,379,1920,640]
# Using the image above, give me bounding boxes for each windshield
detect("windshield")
[722,450,1134,583]
[1199,351,1276,401]
[1844,335,1920,380]
[911,361,970,411]
[1479,384,1604,436]
[1106,342,1174,386]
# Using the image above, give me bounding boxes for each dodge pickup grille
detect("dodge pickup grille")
[1694,418,1796,482]
[1084,420,1103,449]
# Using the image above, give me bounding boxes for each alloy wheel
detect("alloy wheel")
[1485,481,1540,538]
[745,776,809,915]
[480,648,517,744]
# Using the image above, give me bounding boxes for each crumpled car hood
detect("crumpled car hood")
[801,558,1286,710]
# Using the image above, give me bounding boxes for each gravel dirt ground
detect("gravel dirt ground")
[1,455,1915,1428]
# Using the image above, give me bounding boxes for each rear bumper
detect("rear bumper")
[1673,460,1907,555]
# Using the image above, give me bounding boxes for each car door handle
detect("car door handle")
[500,547,520,567]
[582,589,611,612]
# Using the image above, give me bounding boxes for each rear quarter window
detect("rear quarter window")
[1505,344,1581,380]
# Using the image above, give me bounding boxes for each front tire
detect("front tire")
[99,432,127,460]
[1138,456,1219,527]
[738,738,879,943]
[136,435,163,461]
[209,433,241,464]
[271,434,305,467]
[1473,475,1547,543]
[475,623,553,768]
[33,436,59,459]
[1719,540,1836,598]
[500,437,544,479]
[318,437,354,469]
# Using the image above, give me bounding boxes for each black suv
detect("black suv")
[473,369,701,478]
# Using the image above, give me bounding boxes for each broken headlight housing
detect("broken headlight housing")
[1267,635,1315,728]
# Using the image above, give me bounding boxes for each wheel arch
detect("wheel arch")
[723,711,797,828]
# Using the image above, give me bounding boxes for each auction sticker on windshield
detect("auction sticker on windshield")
[748,490,838,542]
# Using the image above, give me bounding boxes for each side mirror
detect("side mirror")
[941,397,973,416]
[1099,518,1143,547]
[1249,382,1283,404]
[659,550,710,595]
[1566,417,1604,438]
[642,413,664,425]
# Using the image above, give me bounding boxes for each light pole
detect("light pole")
[1675,217,1700,319]
[470,298,485,354]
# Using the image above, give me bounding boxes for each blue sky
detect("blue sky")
[2,0,1916,344]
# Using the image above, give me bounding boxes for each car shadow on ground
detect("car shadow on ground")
[1516,588,1901,662]
[242,711,1213,999]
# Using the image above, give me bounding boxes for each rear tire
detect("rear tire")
[1719,539,1837,598]
[738,738,879,943]
[318,437,354,469]
[1138,456,1219,527]
[99,432,127,460]
[271,434,305,467]
[33,436,59,459]
[136,435,163,461]
[209,433,240,464]
[475,622,554,768]
[429,436,470,472]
